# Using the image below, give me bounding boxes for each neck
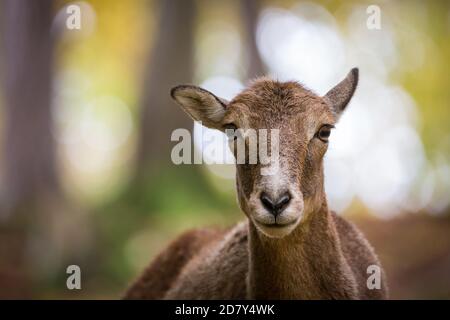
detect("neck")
[247,196,355,299]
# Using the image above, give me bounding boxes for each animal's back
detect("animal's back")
[123,227,226,299]
[163,222,249,299]
[332,212,388,299]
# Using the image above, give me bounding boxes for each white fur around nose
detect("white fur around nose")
[259,172,288,200]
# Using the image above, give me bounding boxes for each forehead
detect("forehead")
[225,79,335,127]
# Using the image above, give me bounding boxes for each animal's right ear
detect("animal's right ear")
[323,68,359,117]
[170,85,228,129]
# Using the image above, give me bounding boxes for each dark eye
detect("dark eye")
[316,125,333,142]
[224,123,238,140]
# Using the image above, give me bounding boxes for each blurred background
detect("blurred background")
[0,0,449,299]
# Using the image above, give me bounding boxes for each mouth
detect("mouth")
[256,218,298,229]
[253,217,300,238]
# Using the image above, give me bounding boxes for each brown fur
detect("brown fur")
[124,69,388,299]
[124,228,226,299]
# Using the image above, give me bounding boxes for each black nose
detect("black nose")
[260,192,291,217]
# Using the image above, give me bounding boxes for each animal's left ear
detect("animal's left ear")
[323,68,358,116]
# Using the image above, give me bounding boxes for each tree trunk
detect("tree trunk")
[0,0,57,298]
[137,0,197,171]
[240,0,266,79]
[127,0,221,211]
[1,0,58,216]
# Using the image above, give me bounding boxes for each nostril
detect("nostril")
[275,193,291,214]
[260,193,275,213]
